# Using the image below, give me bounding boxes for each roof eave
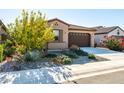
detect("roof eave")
[95,32,108,35]
[48,18,69,26]
[69,28,96,31]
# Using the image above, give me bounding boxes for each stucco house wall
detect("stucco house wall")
[95,34,107,46]
[48,18,96,49]
[48,20,69,49]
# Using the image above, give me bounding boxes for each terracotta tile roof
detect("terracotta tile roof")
[93,26,123,34]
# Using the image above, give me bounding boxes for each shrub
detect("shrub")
[104,36,123,51]
[4,40,13,48]
[88,54,96,59]
[52,55,72,65]
[71,49,88,56]
[24,50,41,62]
[0,44,5,62]
[62,51,78,58]
[16,45,26,54]
[4,47,16,57]
[24,51,33,62]
[3,39,16,57]
[44,53,57,58]
[119,38,124,50]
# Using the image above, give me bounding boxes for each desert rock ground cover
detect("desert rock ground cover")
[0,50,108,72]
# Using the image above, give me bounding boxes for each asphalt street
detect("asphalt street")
[64,70,124,84]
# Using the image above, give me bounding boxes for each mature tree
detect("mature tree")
[8,10,55,54]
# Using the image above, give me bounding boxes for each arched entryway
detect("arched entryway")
[68,32,91,47]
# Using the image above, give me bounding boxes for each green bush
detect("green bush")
[44,53,57,58]
[4,47,16,57]
[52,55,72,65]
[71,49,88,56]
[4,40,13,47]
[3,39,16,57]
[0,44,5,62]
[24,50,41,62]
[88,54,96,59]
[24,51,34,62]
[62,51,78,58]
[104,37,122,51]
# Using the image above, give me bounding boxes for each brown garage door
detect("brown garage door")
[68,32,90,47]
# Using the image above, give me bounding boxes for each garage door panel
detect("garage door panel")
[68,32,90,47]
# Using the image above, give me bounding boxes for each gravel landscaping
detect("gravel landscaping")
[0,50,109,73]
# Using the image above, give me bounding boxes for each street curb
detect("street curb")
[61,66,124,84]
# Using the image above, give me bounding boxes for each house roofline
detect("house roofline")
[69,24,96,31]
[48,18,96,31]
[48,18,69,26]
[69,28,96,31]
[95,26,124,34]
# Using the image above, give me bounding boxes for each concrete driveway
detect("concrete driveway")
[81,47,120,55]
[81,47,124,61]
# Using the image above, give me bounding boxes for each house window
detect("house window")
[53,29,60,41]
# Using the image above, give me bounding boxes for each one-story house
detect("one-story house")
[0,20,8,44]
[48,18,96,49]
[94,26,124,46]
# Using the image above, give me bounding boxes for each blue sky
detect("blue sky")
[0,9,124,28]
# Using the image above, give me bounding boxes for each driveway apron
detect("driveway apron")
[81,47,124,60]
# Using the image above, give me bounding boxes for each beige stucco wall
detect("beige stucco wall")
[48,20,95,49]
[90,33,95,47]
[95,34,107,46]
[48,20,69,49]
[48,42,66,49]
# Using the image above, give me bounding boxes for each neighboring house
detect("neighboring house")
[48,18,96,49]
[0,20,8,44]
[94,26,124,46]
